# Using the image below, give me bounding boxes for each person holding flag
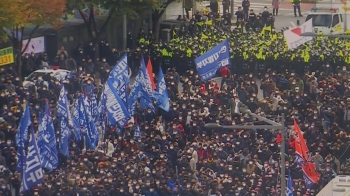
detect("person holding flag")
[20,128,44,193]
[57,85,71,156]
[287,172,294,196]
[37,101,59,171]
[155,67,170,112]
[15,103,31,173]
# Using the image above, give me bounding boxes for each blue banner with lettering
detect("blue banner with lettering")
[20,129,44,193]
[195,39,231,81]
[72,99,82,141]
[128,80,140,117]
[133,123,141,139]
[105,79,130,128]
[140,95,155,113]
[81,96,99,149]
[156,67,170,112]
[287,172,293,196]
[57,85,71,156]
[97,89,107,135]
[37,103,58,171]
[140,57,155,99]
[128,57,155,116]
[78,96,88,138]
[16,103,31,172]
[91,90,99,123]
[109,53,129,106]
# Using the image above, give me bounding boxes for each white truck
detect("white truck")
[305,0,350,34]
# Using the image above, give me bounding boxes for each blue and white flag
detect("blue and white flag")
[91,90,99,123]
[72,99,82,141]
[133,123,141,139]
[81,96,99,149]
[57,85,71,156]
[128,79,141,116]
[20,128,44,193]
[108,53,130,106]
[128,57,155,116]
[16,103,31,172]
[37,103,58,171]
[78,96,88,134]
[156,67,170,112]
[287,172,294,196]
[83,94,91,115]
[97,90,107,134]
[140,57,155,99]
[195,39,231,81]
[140,95,155,113]
[105,79,130,128]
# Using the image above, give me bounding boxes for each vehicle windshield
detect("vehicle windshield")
[25,72,47,81]
[306,14,332,27]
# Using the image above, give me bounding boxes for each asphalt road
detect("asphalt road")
[165,0,314,31]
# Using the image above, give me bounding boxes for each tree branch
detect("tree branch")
[78,9,88,24]
[2,29,14,42]
[21,25,39,55]
[79,9,93,39]
[15,26,19,41]
[88,7,92,24]
[96,8,115,39]
[90,6,98,37]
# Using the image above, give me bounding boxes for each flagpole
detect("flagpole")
[280,113,286,196]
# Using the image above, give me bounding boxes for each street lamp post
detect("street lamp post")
[204,110,286,196]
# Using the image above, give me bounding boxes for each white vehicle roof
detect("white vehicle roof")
[32,69,70,73]
[23,68,70,88]
[308,11,334,15]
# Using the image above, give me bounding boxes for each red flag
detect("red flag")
[293,119,320,188]
[146,59,156,90]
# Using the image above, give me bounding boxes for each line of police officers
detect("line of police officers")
[101,10,349,79]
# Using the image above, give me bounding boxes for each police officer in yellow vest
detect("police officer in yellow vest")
[236,18,244,33]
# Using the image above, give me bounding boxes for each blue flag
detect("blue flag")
[140,95,155,112]
[20,129,44,193]
[80,96,99,149]
[195,39,231,81]
[37,103,59,171]
[78,96,92,150]
[78,96,88,134]
[108,53,130,106]
[128,57,155,116]
[105,79,130,128]
[140,57,155,99]
[57,85,71,156]
[97,90,107,134]
[16,103,31,172]
[72,99,82,141]
[133,123,141,139]
[91,90,99,123]
[287,172,294,196]
[156,67,170,112]
[128,79,141,116]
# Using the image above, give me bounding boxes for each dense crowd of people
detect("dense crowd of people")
[1,5,350,196]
